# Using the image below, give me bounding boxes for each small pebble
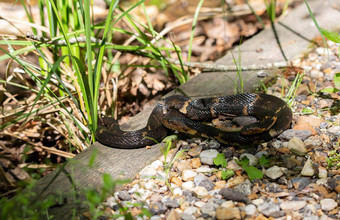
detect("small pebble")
[234,179,252,196]
[320,198,337,211]
[183,206,198,215]
[116,191,131,201]
[161,196,179,208]
[245,204,257,215]
[216,207,241,220]
[288,137,307,155]
[279,129,312,141]
[280,200,307,211]
[265,166,285,180]
[200,202,216,218]
[291,177,312,190]
[200,149,219,165]
[219,188,250,203]
[194,173,215,190]
[301,157,315,176]
[328,126,340,136]
[182,181,195,191]
[257,202,283,218]
[182,170,197,181]
[194,186,209,198]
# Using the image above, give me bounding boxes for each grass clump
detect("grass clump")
[0,0,187,154]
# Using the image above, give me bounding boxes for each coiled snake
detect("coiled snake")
[95,93,292,149]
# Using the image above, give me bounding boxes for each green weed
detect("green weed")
[213,153,235,180]
[236,156,263,181]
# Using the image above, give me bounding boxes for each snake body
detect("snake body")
[95,93,292,149]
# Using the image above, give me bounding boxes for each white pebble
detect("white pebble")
[194,186,209,198]
[182,170,198,181]
[182,181,195,191]
[200,149,219,165]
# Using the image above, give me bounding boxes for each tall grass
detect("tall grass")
[0,0,186,151]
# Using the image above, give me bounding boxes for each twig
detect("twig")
[2,131,75,158]
[26,33,290,71]
[166,58,290,72]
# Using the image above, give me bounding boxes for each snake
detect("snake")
[95,93,292,149]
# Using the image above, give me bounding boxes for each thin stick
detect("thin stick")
[26,33,290,71]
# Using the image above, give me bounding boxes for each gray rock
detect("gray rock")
[278,129,311,141]
[304,135,323,147]
[303,204,317,216]
[328,126,340,136]
[219,188,250,203]
[194,173,215,191]
[117,191,131,201]
[290,177,311,190]
[183,190,196,203]
[266,183,283,193]
[234,179,252,196]
[181,213,196,220]
[150,216,162,220]
[200,149,219,165]
[207,139,220,149]
[257,202,284,218]
[161,196,179,208]
[245,204,256,215]
[295,95,307,102]
[265,166,285,180]
[149,202,167,215]
[270,140,283,149]
[319,122,329,129]
[320,198,337,211]
[183,206,198,215]
[200,202,216,218]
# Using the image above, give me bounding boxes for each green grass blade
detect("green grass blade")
[92,0,120,138]
[303,0,328,49]
[187,0,204,62]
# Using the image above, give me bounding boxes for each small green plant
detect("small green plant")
[0,0,187,152]
[213,153,235,180]
[236,157,263,181]
[0,180,55,220]
[259,154,271,168]
[327,150,340,169]
[321,73,340,94]
[231,43,244,94]
[85,173,130,219]
[161,135,187,191]
[284,72,304,107]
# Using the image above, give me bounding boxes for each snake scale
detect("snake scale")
[95,93,292,149]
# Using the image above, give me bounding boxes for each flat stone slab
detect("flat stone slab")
[30,0,340,218]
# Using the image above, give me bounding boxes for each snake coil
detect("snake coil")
[95,93,292,149]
